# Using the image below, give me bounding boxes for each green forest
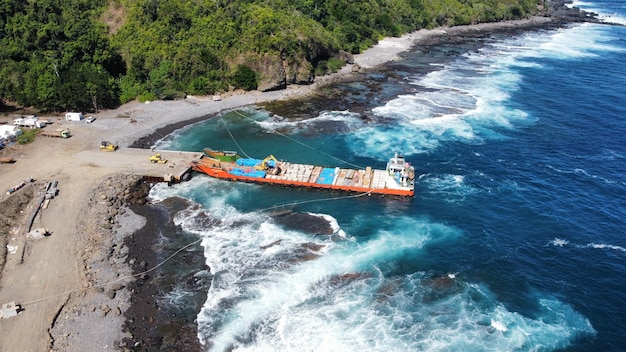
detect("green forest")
[0,0,541,112]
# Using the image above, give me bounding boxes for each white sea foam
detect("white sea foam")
[212,276,594,351]
[305,212,346,237]
[550,238,626,253]
[193,213,469,350]
[421,174,477,203]
[255,110,363,134]
[538,23,625,59]
[491,319,508,332]
[546,164,619,186]
[345,22,622,160]
[550,238,570,247]
[586,243,626,252]
[163,286,195,306]
[571,0,626,25]
[149,177,596,351]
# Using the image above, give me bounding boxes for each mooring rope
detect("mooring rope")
[225,106,366,169]
[220,112,252,159]
[20,238,203,306]
[257,190,374,213]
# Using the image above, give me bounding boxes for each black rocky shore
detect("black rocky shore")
[119,4,604,350]
[121,201,210,352]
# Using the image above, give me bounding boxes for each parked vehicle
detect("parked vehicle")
[149,153,168,164]
[40,129,71,138]
[100,141,117,151]
[14,115,45,128]
[65,112,83,121]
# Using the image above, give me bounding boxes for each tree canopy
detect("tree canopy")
[0,0,541,111]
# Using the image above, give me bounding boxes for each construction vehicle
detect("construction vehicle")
[255,155,280,171]
[41,129,71,138]
[100,141,117,152]
[149,153,167,164]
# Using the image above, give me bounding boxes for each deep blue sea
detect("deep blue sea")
[150,2,626,350]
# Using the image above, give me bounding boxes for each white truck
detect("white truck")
[65,112,83,121]
[13,115,45,128]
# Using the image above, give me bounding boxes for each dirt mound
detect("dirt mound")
[0,185,35,274]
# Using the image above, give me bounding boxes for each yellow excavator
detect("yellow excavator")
[149,153,168,164]
[255,155,280,173]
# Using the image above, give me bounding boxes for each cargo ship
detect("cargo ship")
[192,148,415,197]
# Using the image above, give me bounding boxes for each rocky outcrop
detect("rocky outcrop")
[548,0,601,22]
[286,58,314,86]
[255,53,287,92]
[236,47,354,92]
[272,212,335,235]
[238,53,314,92]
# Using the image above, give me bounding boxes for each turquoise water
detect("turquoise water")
[151,2,626,350]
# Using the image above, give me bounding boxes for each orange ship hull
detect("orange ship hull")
[193,155,415,197]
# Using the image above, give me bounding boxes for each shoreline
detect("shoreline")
[0,14,599,352]
[128,16,560,150]
[97,17,564,152]
[110,16,574,351]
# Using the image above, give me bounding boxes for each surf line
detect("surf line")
[549,238,626,253]
[221,104,365,170]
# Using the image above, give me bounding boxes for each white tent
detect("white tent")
[0,125,22,138]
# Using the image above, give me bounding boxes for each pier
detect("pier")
[74,148,202,183]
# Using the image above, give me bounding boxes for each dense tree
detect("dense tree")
[0,0,542,111]
[0,0,122,111]
[231,65,258,91]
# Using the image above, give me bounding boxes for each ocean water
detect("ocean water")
[150,2,626,351]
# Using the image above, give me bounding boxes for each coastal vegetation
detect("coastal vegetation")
[0,0,542,112]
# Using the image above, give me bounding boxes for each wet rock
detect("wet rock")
[376,279,403,301]
[300,242,325,252]
[160,196,196,213]
[260,239,282,250]
[273,212,334,235]
[330,272,373,287]
[424,274,456,289]
[279,250,320,265]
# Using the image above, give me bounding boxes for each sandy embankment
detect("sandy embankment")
[0,16,555,352]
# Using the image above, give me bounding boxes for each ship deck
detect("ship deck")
[193,157,414,196]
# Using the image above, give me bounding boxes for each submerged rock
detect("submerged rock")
[260,239,283,250]
[273,212,334,235]
[329,272,374,287]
